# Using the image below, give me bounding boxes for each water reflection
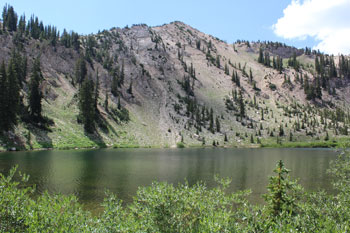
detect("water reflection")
[0,148,337,209]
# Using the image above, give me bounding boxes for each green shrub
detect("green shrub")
[176,142,185,148]
[269,83,277,91]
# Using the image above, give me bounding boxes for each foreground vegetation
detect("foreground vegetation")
[1,150,350,232]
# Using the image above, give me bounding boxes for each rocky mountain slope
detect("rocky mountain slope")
[1,19,350,151]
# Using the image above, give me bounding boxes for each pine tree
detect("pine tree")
[258,48,264,64]
[238,91,245,119]
[235,71,240,87]
[224,63,229,75]
[264,51,270,67]
[28,58,43,121]
[104,91,108,112]
[117,96,121,110]
[94,70,100,116]
[324,131,329,141]
[216,55,220,68]
[2,4,18,32]
[75,56,87,85]
[7,61,20,126]
[250,134,254,143]
[79,77,95,133]
[231,71,236,83]
[120,61,125,86]
[196,40,201,50]
[18,14,26,34]
[216,116,220,132]
[9,50,27,88]
[209,108,214,133]
[111,68,119,96]
[127,81,133,95]
[249,68,253,83]
[0,61,9,131]
[264,160,301,216]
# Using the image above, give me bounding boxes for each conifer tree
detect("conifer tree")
[117,96,121,110]
[250,134,254,143]
[258,48,264,64]
[216,55,220,68]
[216,116,220,132]
[209,108,214,133]
[249,68,253,83]
[104,91,108,112]
[18,14,26,34]
[28,58,43,121]
[231,71,236,83]
[224,63,229,75]
[279,124,284,136]
[75,56,87,85]
[264,160,301,216]
[111,68,119,96]
[7,60,20,126]
[2,4,18,32]
[94,70,100,116]
[238,91,245,119]
[264,51,270,67]
[196,40,201,50]
[120,61,125,86]
[79,77,95,133]
[0,62,9,131]
[127,81,133,95]
[235,71,240,87]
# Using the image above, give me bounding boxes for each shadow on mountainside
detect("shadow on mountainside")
[84,130,107,148]
[0,132,27,151]
[29,125,53,149]
[83,115,110,148]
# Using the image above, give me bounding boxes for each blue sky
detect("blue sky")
[1,0,346,53]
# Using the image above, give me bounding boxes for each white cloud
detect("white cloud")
[273,0,350,55]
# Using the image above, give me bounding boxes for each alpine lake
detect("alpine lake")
[0,148,338,212]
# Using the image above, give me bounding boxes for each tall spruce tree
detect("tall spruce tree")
[7,59,21,126]
[258,48,264,64]
[79,77,95,133]
[0,62,9,131]
[111,68,119,96]
[2,4,18,32]
[28,58,43,121]
[238,91,245,119]
[216,116,220,132]
[75,56,87,85]
[94,70,100,116]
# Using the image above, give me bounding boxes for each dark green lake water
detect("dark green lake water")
[0,148,338,210]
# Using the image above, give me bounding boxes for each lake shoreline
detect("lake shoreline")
[0,139,341,153]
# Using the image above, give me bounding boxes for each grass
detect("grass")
[261,140,338,148]
[113,143,140,148]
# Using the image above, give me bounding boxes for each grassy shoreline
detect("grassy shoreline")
[0,139,345,152]
[260,140,339,148]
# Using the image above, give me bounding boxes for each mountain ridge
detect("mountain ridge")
[0,11,350,151]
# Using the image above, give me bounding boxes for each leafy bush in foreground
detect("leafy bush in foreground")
[1,152,350,232]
